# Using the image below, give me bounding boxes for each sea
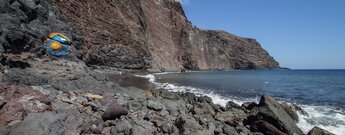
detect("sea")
[139,70,345,135]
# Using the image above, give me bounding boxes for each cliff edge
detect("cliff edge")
[54,0,280,71]
[0,0,279,72]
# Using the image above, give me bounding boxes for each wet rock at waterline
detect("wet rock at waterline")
[245,95,303,135]
[307,126,336,135]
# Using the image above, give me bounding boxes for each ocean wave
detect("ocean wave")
[136,73,257,106]
[157,82,257,106]
[137,73,345,135]
[296,105,345,135]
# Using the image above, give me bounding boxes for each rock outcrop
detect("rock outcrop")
[0,0,79,68]
[1,0,279,72]
[54,0,280,71]
[307,126,336,135]
[245,95,303,135]
[101,96,129,121]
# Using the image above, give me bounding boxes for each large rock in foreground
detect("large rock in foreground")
[245,95,303,135]
[307,126,335,135]
[100,96,128,120]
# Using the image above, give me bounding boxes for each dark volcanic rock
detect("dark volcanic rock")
[282,103,299,123]
[9,112,65,135]
[0,124,9,135]
[191,102,216,116]
[2,68,49,86]
[245,95,303,135]
[307,126,335,135]
[175,114,202,134]
[225,101,243,110]
[222,124,239,135]
[161,122,177,134]
[2,58,117,93]
[287,103,309,117]
[0,0,118,93]
[249,120,287,135]
[9,109,92,135]
[215,108,247,126]
[112,116,156,135]
[147,100,165,111]
[0,0,78,57]
[113,118,133,135]
[236,124,252,135]
[242,102,257,110]
[100,96,128,120]
[252,132,265,135]
[0,96,5,108]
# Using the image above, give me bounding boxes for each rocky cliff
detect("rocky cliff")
[54,0,280,71]
[0,0,279,72]
[0,1,336,135]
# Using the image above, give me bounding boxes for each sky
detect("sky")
[180,0,345,69]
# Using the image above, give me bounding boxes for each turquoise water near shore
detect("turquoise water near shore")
[146,70,345,134]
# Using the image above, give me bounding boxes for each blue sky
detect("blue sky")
[180,0,345,69]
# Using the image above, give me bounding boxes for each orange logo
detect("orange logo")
[50,41,62,51]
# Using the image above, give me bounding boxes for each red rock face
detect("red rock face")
[55,0,152,69]
[193,30,280,70]
[55,0,280,71]
[0,83,50,124]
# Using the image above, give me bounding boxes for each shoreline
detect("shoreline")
[136,72,344,135]
[0,64,340,134]
[0,81,308,135]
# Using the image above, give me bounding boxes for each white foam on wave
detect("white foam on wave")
[136,73,256,106]
[159,82,258,106]
[296,105,345,135]
[135,72,177,83]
